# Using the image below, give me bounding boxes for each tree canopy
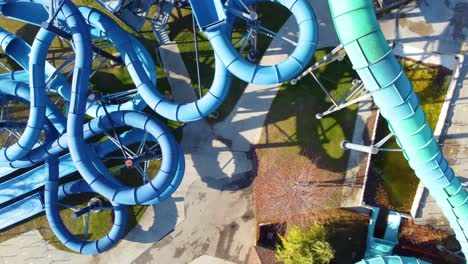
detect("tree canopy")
[275,223,335,264]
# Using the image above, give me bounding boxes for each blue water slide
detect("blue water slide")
[0,25,49,162]
[0,26,69,94]
[191,0,318,84]
[0,109,186,205]
[328,0,468,257]
[79,7,232,122]
[45,162,128,255]
[0,0,180,206]
[0,193,44,231]
[0,126,184,232]
[0,79,67,133]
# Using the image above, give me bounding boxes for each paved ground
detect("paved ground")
[380,0,467,54]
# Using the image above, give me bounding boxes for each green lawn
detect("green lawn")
[167,3,291,122]
[370,59,453,211]
[257,47,358,175]
[254,48,360,222]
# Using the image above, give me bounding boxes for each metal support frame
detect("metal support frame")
[289,44,373,120]
[42,22,123,64]
[316,79,372,119]
[291,44,346,85]
[341,132,402,154]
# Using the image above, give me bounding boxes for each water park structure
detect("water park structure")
[0,0,466,262]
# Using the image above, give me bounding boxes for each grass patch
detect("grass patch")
[369,59,453,211]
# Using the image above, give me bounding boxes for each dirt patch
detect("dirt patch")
[399,18,435,35]
[395,219,463,264]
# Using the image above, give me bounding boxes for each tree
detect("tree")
[275,224,335,264]
[255,154,340,227]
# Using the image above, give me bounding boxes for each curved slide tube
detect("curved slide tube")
[1,0,184,205]
[194,0,318,84]
[0,79,67,134]
[0,24,148,118]
[0,26,69,95]
[0,109,186,205]
[0,21,49,162]
[45,158,128,255]
[356,256,430,264]
[79,7,233,122]
[328,0,468,257]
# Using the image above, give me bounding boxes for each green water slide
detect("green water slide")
[328,0,468,258]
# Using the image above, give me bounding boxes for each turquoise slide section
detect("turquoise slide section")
[356,256,430,264]
[328,0,468,257]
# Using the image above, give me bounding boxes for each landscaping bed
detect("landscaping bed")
[254,209,369,263]
[253,48,359,222]
[396,218,463,264]
[364,58,453,212]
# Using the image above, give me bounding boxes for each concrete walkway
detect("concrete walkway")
[379,0,467,55]
[340,99,375,207]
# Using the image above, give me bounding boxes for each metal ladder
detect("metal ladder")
[150,0,175,45]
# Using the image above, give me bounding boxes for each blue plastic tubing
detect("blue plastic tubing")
[0,22,47,162]
[1,4,231,122]
[328,0,468,256]
[0,26,69,94]
[0,0,185,204]
[79,7,232,121]
[45,157,128,254]
[0,78,184,203]
[0,80,67,134]
[198,0,318,85]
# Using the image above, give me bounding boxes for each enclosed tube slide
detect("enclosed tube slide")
[0,0,185,204]
[0,26,69,94]
[0,23,48,162]
[191,0,318,84]
[356,256,430,264]
[45,157,128,255]
[1,3,232,122]
[328,0,468,257]
[0,80,67,134]
[79,7,232,122]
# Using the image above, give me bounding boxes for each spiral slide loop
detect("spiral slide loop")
[194,0,318,85]
[0,24,48,162]
[0,0,186,254]
[45,157,127,255]
[79,7,232,122]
